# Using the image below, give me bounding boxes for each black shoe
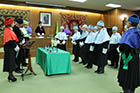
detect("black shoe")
[73,60,79,62]
[85,65,92,69]
[109,64,114,67]
[114,65,118,68]
[83,62,87,65]
[8,76,17,82]
[95,70,99,73]
[15,69,22,73]
[79,61,84,64]
[22,62,28,67]
[127,90,134,93]
[85,66,92,69]
[97,70,104,74]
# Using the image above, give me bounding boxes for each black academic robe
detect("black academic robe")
[80,43,93,64]
[117,44,140,90]
[107,44,119,65]
[72,42,78,56]
[72,38,83,57]
[78,37,87,57]
[13,25,25,68]
[56,39,66,51]
[13,25,24,42]
[92,41,109,67]
[35,26,45,35]
[3,40,17,72]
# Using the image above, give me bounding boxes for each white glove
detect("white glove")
[37,33,40,36]
[22,38,25,44]
[102,48,108,54]
[117,47,120,53]
[62,41,66,45]
[89,45,94,52]
[14,45,20,52]
[57,40,60,44]
[79,42,84,46]
[19,38,25,45]
[71,41,76,45]
[42,33,45,35]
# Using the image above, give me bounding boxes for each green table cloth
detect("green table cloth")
[36,48,71,75]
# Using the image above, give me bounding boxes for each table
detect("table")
[36,48,71,75]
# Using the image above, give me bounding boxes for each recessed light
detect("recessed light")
[69,0,87,3]
[0,4,15,6]
[105,3,121,8]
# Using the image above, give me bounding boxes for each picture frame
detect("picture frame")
[40,12,51,26]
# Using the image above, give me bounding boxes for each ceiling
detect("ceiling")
[3,0,140,11]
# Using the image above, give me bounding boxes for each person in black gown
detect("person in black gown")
[55,26,67,51]
[35,21,45,37]
[13,18,27,73]
[117,14,140,93]
[93,20,110,74]
[3,17,19,82]
[107,26,121,68]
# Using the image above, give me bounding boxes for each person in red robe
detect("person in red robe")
[3,17,19,82]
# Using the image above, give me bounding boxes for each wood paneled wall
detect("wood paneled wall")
[0,5,102,36]
[0,5,102,47]
[0,5,139,48]
[103,9,136,34]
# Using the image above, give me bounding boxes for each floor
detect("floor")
[0,56,140,93]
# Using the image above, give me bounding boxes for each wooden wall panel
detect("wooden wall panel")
[103,9,135,34]
[0,6,102,37]
[0,5,102,48]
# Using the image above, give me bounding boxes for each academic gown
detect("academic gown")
[55,32,67,51]
[78,31,88,58]
[20,27,30,58]
[107,33,121,65]
[71,31,81,56]
[35,26,45,35]
[117,28,140,90]
[93,28,110,68]
[80,32,97,64]
[13,25,25,68]
[3,27,18,72]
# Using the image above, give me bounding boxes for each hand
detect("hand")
[89,46,94,52]
[102,48,108,54]
[57,40,60,44]
[71,41,76,45]
[14,45,20,52]
[79,42,84,47]
[37,33,40,36]
[22,38,25,44]
[42,33,45,35]
[117,47,120,53]
[62,41,66,45]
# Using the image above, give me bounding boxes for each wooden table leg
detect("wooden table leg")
[24,54,36,75]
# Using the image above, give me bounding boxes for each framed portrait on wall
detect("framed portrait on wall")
[40,12,51,26]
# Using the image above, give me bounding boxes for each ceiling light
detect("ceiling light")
[105,3,121,8]
[0,4,15,6]
[29,6,46,9]
[26,2,66,8]
[120,14,128,20]
[69,0,87,3]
